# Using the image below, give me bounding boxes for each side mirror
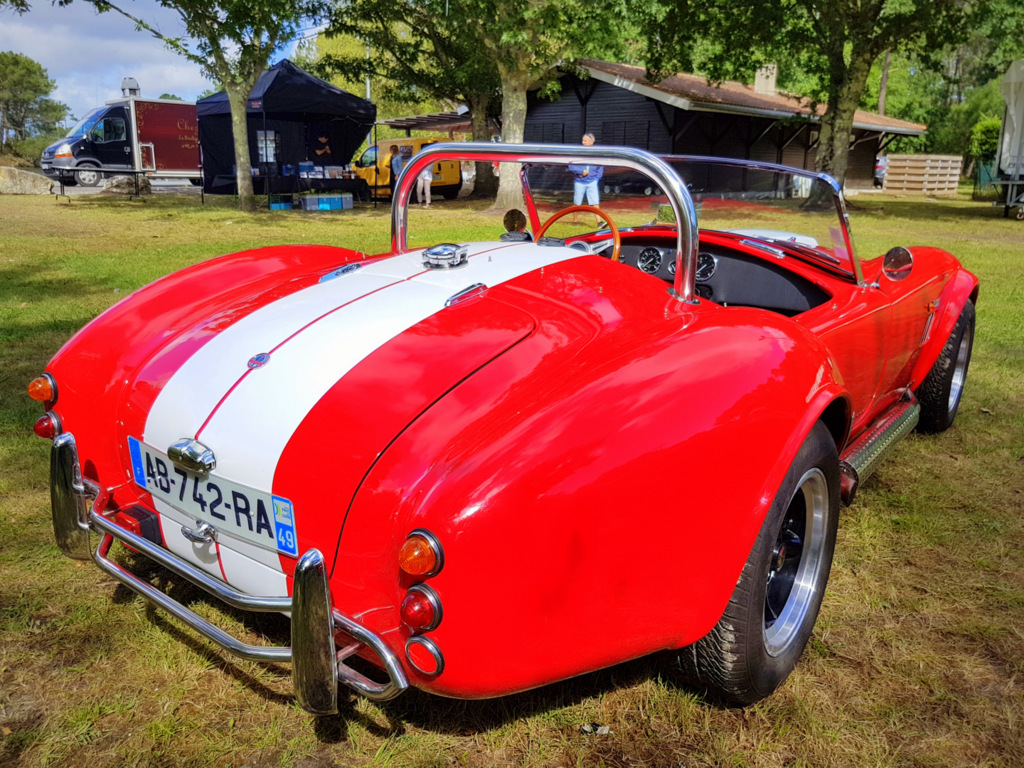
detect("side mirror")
[882,246,913,281]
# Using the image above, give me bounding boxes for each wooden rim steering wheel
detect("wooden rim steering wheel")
[536,205,622,262]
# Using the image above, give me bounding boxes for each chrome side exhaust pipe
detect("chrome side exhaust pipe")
[839,396,921,506]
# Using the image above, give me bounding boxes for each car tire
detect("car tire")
[74,166,101,187]
[675,421,840,705]
[916,301,975,434]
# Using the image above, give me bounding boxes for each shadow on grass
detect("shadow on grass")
[847,197,1012,222]
[106,550,713,741]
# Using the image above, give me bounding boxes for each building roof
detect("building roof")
[579,59,926,136]
[381,110,472,133]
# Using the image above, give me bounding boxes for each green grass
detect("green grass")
[1,190,1022,767]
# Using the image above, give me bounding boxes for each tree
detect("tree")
[322,0,503,198]
[646,0,975,186]
[328,0,632,208]
[85,0,327,211]
[0,51,68,149]
[462,0,632,208]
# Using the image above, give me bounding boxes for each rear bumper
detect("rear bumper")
[50,433,408,713]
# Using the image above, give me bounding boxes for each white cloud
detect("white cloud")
[0,1,209,121]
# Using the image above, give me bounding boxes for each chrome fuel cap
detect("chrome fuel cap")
[422,243,469,270]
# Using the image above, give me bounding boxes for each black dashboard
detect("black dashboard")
[599,238,831,316]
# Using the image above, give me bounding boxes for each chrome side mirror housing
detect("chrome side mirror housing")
[883,246,913,281]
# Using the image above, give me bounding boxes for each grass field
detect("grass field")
[1,190,1022,768]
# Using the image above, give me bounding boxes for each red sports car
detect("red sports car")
[29,144,977,714]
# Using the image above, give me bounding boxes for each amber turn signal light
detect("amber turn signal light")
[398,530,443,577]
[27,374,56,403]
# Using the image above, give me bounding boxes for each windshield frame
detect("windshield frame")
[658,154,862,285]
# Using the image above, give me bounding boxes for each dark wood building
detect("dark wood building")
[525,60,926,189]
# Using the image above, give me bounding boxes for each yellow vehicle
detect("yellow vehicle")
[352,137,462,199]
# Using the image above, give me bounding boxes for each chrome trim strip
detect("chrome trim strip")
[445,283,488,307]
[319,263,363,283]
[740,239,786,258]
[392,143,700,303]
[292,549,339,714]
[839,396,920,505]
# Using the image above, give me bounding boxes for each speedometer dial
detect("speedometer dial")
[696,252,718,282]
[638,247,663,274]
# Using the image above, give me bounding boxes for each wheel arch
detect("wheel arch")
[909,268,979,389]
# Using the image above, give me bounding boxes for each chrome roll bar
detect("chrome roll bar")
[392,142,701,304]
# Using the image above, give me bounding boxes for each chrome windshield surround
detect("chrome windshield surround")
[49,433,409,712]
[393,143,701,303]
[658,153,863,286]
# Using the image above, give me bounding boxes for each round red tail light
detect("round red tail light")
[400,584,442,632]
[398,529,443,577]
[33,412,62,439]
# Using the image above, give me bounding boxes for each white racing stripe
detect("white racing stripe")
[142,241,586,585]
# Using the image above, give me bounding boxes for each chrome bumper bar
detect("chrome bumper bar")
[50,433,409,713]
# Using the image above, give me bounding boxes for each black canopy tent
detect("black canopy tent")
[197,59,376,194]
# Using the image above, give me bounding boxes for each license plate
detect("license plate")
[127,437,298,557]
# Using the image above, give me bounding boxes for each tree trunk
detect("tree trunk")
[495,68,528,211]
[878,50,891,116]
[815,49,875,187]
[469,92,498,198]
[226,85,256,213]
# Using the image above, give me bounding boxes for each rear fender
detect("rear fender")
[909,268,979,388]
[44,244,369,504]
[331,307,851,698]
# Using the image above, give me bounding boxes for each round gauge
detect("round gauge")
[666,254,676,276]
[696,252,718,282]
[637,247,663,274]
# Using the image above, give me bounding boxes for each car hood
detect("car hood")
[120,241,586,568]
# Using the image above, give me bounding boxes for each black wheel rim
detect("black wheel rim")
[764,467,828,657]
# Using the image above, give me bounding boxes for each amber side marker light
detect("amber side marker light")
[28,374,56,403]
[398,530,443,578]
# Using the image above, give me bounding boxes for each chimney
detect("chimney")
[121,77,141,97]
[754,65,777,95]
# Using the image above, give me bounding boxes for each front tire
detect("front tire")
[74,166,101,187]
[916,301,975,433]
[676,421,840,705]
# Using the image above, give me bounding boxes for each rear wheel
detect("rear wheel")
[916,301,975,433]
[676,421,840,705]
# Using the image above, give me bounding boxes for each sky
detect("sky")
[0,1,307,126]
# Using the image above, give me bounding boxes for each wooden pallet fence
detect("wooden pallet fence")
[883,154,963,195]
